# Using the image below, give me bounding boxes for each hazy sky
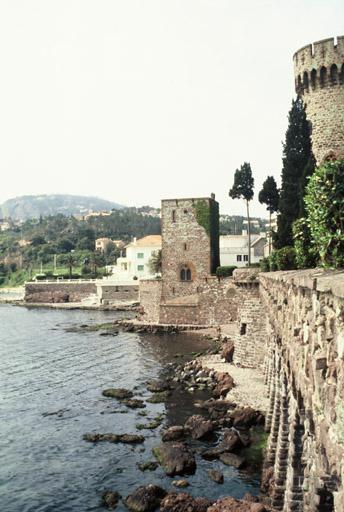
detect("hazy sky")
[0,1,343,217]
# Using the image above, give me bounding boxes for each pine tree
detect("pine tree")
[276,97,314,248]
[229,162,254,265]
[258,176,279,255]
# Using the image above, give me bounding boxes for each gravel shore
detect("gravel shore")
[200,354,269,413]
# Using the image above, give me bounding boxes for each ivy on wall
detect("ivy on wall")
[193,200,211,236]
[193,199,220,274]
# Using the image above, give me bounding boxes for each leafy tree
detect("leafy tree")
[148,250,162,276]
[59,253,76,279]
[76,237,95,251]
[276,97,313,248]
[304,160,344,268]
[30,235,46,246]
[258,176,279,255]
[229,162,254,265]
[57,238,75,253]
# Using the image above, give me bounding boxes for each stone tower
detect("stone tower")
[160,195,219,302]
[293,36,344,164]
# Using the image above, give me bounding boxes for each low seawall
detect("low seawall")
[25,282,97,303]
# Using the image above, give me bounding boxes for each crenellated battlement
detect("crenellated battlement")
[292,35,344,164]
[294,36,344,93]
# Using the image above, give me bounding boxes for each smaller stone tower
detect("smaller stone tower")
[293,36,344,164]
[160,195,219,302]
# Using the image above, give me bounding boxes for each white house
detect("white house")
[220,233,266,267]
[108,235,162,281]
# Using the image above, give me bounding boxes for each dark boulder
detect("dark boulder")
[219,452,246,469]
[102,491,121,509]
[202,430,243,460]
[221,341,234,363]
[229,407,264,429]
[137,461,159,472]
[172,480,189,488]
[83,433,144,444]
[208,497,269,512]
[122,399,146,409]
[146,380,171,393]
[213,372,235,398]
[102,388,134,400]
[208,469,224,484]
[184,415,215,440]
[161,426,186,442]
[124,485,167,512]
[152,442,196,476]
[160,493,212,512]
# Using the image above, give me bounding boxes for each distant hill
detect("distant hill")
[0,194,123,221]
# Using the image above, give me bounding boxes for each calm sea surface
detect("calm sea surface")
[0,305,261,511]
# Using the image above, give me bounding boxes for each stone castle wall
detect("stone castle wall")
[260,269,344,511]
[294,36,344,163]
[140,276,241,326]
[139,270,262,328]
[25,282,97,303]
[232,282,267,368]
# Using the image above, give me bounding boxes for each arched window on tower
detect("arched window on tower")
[310,69,317,89]
[303,71,309,91]
[330,64,338,84]
[180,265,192,282]
[297,75,302,93]
[320,66,327,88]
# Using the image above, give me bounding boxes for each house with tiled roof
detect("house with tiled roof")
[107,235,162,281]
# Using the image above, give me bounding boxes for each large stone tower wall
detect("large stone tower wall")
[161,196,219,301]
[293,36,344,164]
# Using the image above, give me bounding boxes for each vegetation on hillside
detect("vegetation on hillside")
[0,208,161,287]
[0,194,123,221]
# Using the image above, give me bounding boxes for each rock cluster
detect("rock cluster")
[107,485,275,512]
[174,360,235,397]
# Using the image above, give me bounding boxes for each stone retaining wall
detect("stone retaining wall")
[139,274,251,326]
[25,282,97,303]
[260,269,344,511]
[97,284,139,305]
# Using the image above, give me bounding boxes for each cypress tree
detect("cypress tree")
[258,176,279,255]
[276,97,314,248]
[229,162,254,265]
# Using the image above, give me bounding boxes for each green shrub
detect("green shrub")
[269,251,278,271]
[275,246,297,270]
[260,258,270,272]
[216,266,237,278]
[81,265,92,275]
[292,218,318,269]
[304,160,344,268]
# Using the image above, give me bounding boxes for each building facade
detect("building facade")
[220,233,266,267]
[109,235,161,281]
[294,36,344,164]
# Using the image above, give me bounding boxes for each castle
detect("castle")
[294,36,344,164]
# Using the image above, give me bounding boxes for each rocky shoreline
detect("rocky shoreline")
[81,328,273,512]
